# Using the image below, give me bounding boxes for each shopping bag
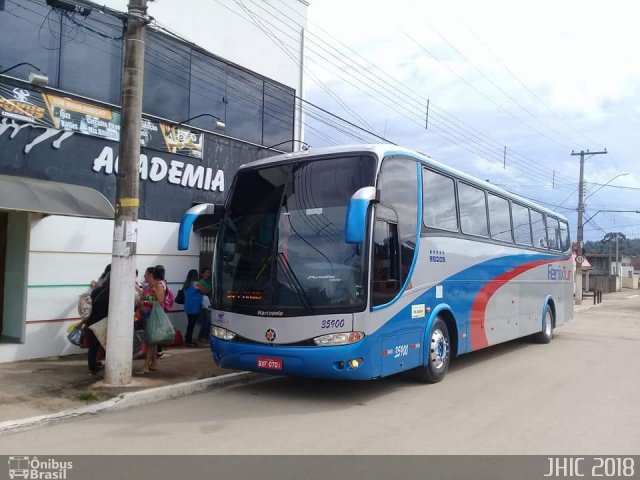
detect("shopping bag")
[66,322,85,347]
[145,302,175,345]
[77,292,92,319]
[175,289,185,305]
[89,317,108,348]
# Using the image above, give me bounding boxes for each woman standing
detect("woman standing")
[83,274,110,375]
[182,269,205,347]
[138,268,165,374]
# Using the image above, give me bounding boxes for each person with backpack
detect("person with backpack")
[137,268,166,374]
[153,265,175,357]
[181,269,208,347]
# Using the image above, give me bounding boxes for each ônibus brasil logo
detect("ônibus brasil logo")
[7,456,73,480]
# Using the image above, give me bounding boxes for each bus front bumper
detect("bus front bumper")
[210,337,378,380]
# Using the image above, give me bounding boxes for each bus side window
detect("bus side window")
[559,221,570,252]
[372,156,418,307]
[512,203,532,246]
[458,182,488,237]
[530,210,548,249]
[488,193,513,242]
[423,169,458,231]
[545,215,561,251]
[372,208,401,306]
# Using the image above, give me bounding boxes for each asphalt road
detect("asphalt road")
[1,293,639,455]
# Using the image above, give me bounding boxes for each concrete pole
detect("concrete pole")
[574,151,586,304]
[616,234,620,290]
[105,0,148,386]
[571,148,607,304]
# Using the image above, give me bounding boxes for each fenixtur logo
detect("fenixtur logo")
[8,456,73,480]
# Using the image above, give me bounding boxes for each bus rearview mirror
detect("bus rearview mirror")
[344,186,377,244]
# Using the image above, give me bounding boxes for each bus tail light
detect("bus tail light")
[313,331,365,346]
[212,326,236,341]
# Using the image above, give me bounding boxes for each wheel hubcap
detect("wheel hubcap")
[545,309,552,336]
[430,329,448,369]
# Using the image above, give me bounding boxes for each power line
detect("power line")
[268,0,576,184]
[464,24,601,148]
[401,28,574,152]
[220,0,573,187]
[257,0,579,186]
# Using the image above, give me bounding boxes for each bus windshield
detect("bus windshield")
[215,154,377,316]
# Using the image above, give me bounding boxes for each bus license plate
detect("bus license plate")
[257,357,283,370]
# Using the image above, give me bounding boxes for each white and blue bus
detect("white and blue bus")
[207,145,573,382]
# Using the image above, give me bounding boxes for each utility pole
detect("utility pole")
[105,0,149,385]
[425,99,430,129]
[572,148,607,305]
[615,233,620,289]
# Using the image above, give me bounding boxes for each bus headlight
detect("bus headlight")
[313,331,365,346]
[211,326,236,341]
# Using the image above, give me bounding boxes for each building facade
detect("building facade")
[0,0,308,361]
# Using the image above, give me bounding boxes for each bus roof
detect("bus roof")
[242,144,568,222]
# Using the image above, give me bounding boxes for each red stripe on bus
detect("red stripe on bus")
[469,257,568,351]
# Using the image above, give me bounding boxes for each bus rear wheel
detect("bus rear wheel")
[532,304,554,344]
[415,317,450,383]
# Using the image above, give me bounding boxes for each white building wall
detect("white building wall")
[0,214,202,363]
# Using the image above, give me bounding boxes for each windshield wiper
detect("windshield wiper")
[277,252,312,313]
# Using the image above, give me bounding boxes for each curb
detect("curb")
[0,371,261,435]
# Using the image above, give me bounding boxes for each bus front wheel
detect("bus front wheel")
[416,317,450,383]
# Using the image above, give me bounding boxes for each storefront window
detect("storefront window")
[189,50,227,130]
[60,14,123,104]
[225,66,263,144]
[263,81,295,151]
[143,30,190,121]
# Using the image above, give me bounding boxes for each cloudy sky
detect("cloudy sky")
[104,0,640,241]
[300,0,640,242]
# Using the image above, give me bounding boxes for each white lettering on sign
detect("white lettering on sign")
[139,154,149,180]
[181,163,205,189]
[93,145,114,174]
[92,146,225,192]
[168,160,184,185]
[149,156,168,181]
[211,169,224,192]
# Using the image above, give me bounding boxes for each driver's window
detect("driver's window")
[372,206,401,306]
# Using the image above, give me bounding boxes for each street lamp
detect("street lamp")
[0,62,49,87]
[584,173,629,201]
[178,113,225,130]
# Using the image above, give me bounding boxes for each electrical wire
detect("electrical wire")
[231,0,580,187]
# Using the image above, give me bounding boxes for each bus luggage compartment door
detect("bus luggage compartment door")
[381,331,422,376]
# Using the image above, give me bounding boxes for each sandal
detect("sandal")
[136,369,150,375]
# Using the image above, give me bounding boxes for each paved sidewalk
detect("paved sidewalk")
[573,288,637,313]
[0,345,230,423]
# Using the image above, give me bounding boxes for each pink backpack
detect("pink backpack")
[162,281,175,312]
